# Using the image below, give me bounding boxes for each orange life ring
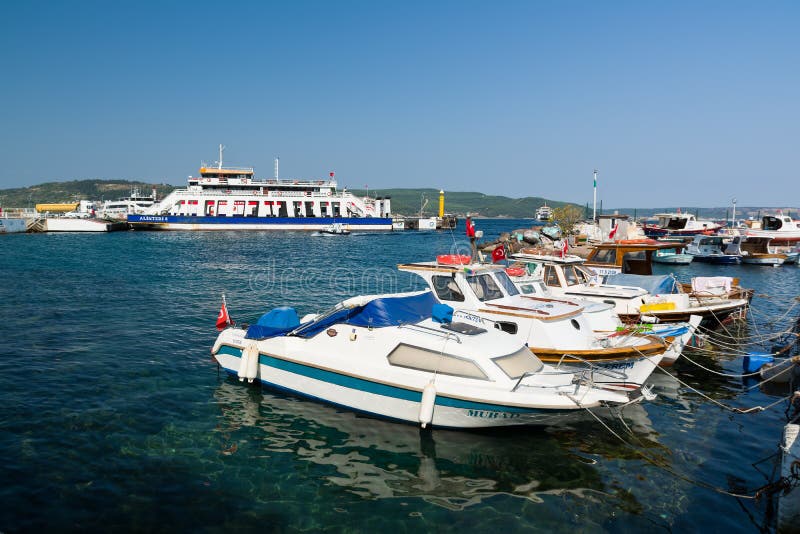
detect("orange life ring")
[436,254,472,265]
[505,267,526,277]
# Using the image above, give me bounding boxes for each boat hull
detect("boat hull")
[689,254,741,264]
[652,254,694,264]
[214,346,593,429]
[128,214,393,231]
[741,254,786,266]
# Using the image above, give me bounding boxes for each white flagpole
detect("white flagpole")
[592,169,598,221]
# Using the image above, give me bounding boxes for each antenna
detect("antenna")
[218,144,225,169]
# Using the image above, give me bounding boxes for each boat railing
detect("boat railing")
[552,352,631,381]
[398,323,462,344]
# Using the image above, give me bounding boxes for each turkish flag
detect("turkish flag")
[609,223,619,239]
[216,299,233,330]
[492,245,506,263]
[560,239,569,258]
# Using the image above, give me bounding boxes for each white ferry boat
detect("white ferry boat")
[99,187,158,220]
[535,204,552,221]
[128,148,393,231]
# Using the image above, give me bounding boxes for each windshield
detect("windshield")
[466,274,505,301]
[494,271,520,296]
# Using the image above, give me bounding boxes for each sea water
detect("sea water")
[1,221,798,532]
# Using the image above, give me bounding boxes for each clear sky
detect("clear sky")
[1,1,797,207]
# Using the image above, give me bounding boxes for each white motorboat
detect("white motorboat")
[724,236,787,266]
[508,251,749,329]
[686,235,741,264]
[745,213,800,244]
[643,212,721,237]
[211,291,636,429]
[652,245,694,265]
[398,257,670,391]
[318,222,351,235]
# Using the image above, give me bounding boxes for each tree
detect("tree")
[551,205,584,236]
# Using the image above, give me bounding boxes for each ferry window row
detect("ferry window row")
[170,200,349,218]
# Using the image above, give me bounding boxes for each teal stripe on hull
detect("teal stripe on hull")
[216,345,548,414]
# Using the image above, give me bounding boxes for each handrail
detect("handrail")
[397,323,462,344]
[554,352,630,380]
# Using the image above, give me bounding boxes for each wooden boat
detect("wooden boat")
[724,236,786,266]
[582,239,683,278]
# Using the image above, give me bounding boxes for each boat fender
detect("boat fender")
[238,343,260,383]
[640,315,659,323]
[350,328,357,341]
[419,380,437,428]
[743,352,773,374]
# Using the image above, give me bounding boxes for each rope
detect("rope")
[578,402,769,499]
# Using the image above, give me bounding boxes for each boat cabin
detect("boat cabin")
[761,215,800,232]
[584,241,677,277]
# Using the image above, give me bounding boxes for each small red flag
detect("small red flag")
[492,244,506,263]
[216,298,233,330]
[609,223,619,240]
[560,239,568,258]
[330,172,335,177]
[465,217,475,238]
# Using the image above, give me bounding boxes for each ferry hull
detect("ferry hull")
[128,215,393,231]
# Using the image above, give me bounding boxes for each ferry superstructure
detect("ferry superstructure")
[128,148,392,231]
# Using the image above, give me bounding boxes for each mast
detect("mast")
[218,144,225,170]
[592,169,598,222]
[274,157,279,180]
[731,198,737,228]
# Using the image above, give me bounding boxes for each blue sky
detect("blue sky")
[1,1,797,207]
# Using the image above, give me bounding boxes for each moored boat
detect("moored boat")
[686,235,741,264]
[724,236,787,266]
[643,212,721,238]
[398,259,672,391]
[745,213,800,244]
[211,291,637,429]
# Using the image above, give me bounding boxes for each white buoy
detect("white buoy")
[418,380,437,428]
[237,347,250,382]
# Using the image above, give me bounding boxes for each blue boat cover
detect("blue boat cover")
[245,307,301,340]
[605,274,678,295]
[294,291,437,339]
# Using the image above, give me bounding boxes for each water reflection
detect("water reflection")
[212,379,662,511]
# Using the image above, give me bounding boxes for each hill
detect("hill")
[0,180,175,207]
[349,188,577,218]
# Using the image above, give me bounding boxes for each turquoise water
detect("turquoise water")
[1,221,798,532]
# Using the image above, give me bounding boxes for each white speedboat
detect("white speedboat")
[652,246,694,265]
[398,258,670,391]
[318,222,351,235]
[211,291,635,429]
[686,235,740,264]
[508,251,749,329]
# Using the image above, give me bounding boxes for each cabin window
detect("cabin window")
[493,321,518,334]
[493,347,544,379]
[387,344,488,380]
[591,249,617,265]
[432,275,465,302]
[575,266,593,284]
[494,271,520,296]
[543,265,560,287]
[466,274,505,301]
[563,266,580,286]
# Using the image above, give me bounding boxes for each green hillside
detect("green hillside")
[0,180,175,207]
[349,188,577,218]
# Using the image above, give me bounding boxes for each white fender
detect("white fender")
[418,380,437,428]
[244,343,260,383]
[237,347,251,382]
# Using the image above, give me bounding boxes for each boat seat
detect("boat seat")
[440,322,487,335]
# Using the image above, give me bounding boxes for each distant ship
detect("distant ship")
[99,187,158,220]
[535,204,552,221]
[127,146,392,231]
